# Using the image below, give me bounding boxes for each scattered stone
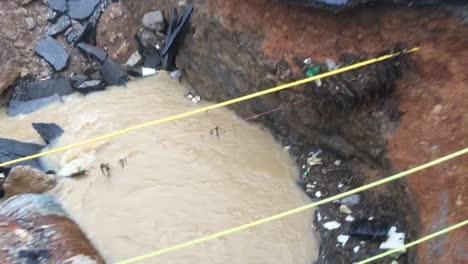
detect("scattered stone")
[101,58,128,85]
[3,166,57,199]
[59,151,96,177]
[24,17,36,30]
[8,95,62,116]
[315,191,322,198]
[34,37,70,71]
[77,43,107,62]
[340,194,360,206]
[380,226,405,249]
[144,53,162,69]
[142,10,165,31]
[68,0,100,20]
[125,51,143,67]
[47,15,71,37]
[75,79,106,94]
[70,74,90,88]
[350,219,390,241]
[334,159,341,166]
[47,9,60,23]
[353,246,360,253]
[47,0,68,13]
[432,104,443,114]
[339,204,352,214]
[323,221,341,230]
[337,235,349,246]
[32,123,64,144]
[345,215,355,222]
[0,139,44,170]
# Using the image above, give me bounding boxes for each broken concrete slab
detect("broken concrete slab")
[32,123,64,144]
[77,43,107,62]
[101,58,128,86]
[8,94,62,116]
[46,0,68,13]
[75,79,106,94]
[142,10,165,31]
[68,0,100,20]
[70,74,90,88]
[47,15,71,37]
[0,138,44,170]
[34,37,70,71]
[11,78,73,102]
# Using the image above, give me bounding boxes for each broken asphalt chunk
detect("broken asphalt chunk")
[350,219,390,241]
[70,74,90,88]
[77,43,107,63]
[34,37,70,71]
[47,0,68,13]
[47,15,71,37]
[68,0,100,20]
[101,58,128,86]
[75,79,106,94]
[11,78,73,102]
[32,123,64,144]
[0,139,45,170]
[8,95,62,117]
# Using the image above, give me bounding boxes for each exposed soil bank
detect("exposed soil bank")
[105,1,467,263]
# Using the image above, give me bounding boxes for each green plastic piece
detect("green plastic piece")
[306,66,321,78]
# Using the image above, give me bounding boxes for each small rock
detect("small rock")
[75,79,106,94]
[337,235,349,246]
[340,194,360,206]
[323,221,341,230]
[24,17,36,30]
[8,95,62,116]
[432,104,443,114]
[70,74,90,88]
[47,15,71,37]
[353,246,360,253]
[101,58,128,85]
[68,0,100,20]
[138,28,165,53]
[34,37,70,71]
[142,10,165,31]
[345,215,355,222]
[59,151,95,177]
[3,166,57,199]
[125,51,143,67]
[77,43,107,63]
[315,191,322,198]
[339,204,352,214]
[47,0,68,13]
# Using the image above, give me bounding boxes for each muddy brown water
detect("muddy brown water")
[0,73,317,263]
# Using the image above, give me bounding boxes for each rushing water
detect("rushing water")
[0,73,317,263]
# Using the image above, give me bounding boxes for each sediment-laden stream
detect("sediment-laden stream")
[0,73,317,263]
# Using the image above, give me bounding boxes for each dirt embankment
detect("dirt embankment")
[108,1,467,263]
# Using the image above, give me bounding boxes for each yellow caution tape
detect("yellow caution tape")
[116,147,467,264]
[0,47,419,168]
[356,219,468,264]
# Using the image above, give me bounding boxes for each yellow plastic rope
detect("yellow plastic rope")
[356,219,468,264]
[0,48,419,168]
[116,147,467,264]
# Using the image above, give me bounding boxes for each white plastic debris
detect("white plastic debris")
[170,69,183,79]
[315,79,322,87]
[142,67,157,76]
[337,235,349,246]
[125,51,143,67]
[323,221,341,230]
[191,96,201,104]
[368,216,374,221]
[380,226,405,250]
[345,215,355,222]
[303,58,312,65]
[353,246,360,253]
[338,183,344,188]
[325,58,337,71]
[59,151,96,177]
[339,204,352,214]
[315,191,322,198]
[334,159,341,166]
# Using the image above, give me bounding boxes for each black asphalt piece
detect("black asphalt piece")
[75,79,107,94]
[47,9,60,23]
[32,123,64,144]
[161,3,193,56]
[69,21,94,44]
[0,138,45,170]
[34,37,70,71]
[350,219,390,241]
[70,74,90,88]
[47,15,71,37]
[46,0,67,13]
[77,43,107,62]
[18,249,50,262]
[8,95,62,116]
[68,0,100,20]
[101,58,128,86]
[144,53,162,69]
[162,8,178,70]
[11,78,73,102]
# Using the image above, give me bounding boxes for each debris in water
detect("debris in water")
[323,221,341,230]
[380,226,405,250]
[8,95,62,116]
[350,219,390,241]
[77,43,107,63]
[334,159,341,166]
[34,37,70,71]
[47,15,71,37]
[337,235,349,246]
[284,146,291,151]
[32,123,64,144]
[100,163,111,177]
[67,0,100,20]
[59,151,96,177]
[338,183,344,188]
[0,139,44,170]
